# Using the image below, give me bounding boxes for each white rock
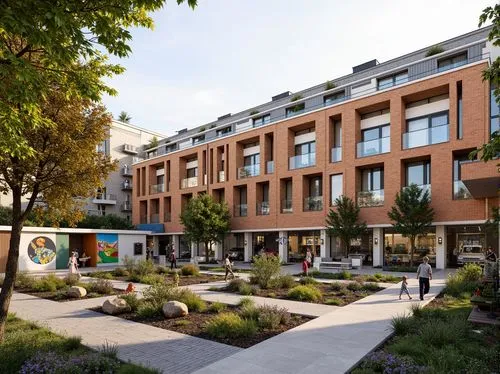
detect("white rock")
[162,300,188,318]
[67,286,87,298]
[102,297,131,315]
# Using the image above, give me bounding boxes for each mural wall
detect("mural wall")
[19,233,57,271]
[97,233,119,265]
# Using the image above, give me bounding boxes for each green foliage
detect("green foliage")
[387,184,434,266]
[174,319,192,327]
[425,45,444,57]
[237,297,254,308]
[249,109,260,115]
[137,302,160,318]
[444,264,483,297]
[274,274,296,289]
[299,276,319,285]
[326,196,367,256]
[330,282,344,291]
[14,272,36,289]
[119,293,141,312]
[181,264,200,276]
[0,206,12,225]
[346,281,363,291]
[122,256,136,275]
[113,267,129,277]
[226,279,248,292]
[77,214,134,230]
[251,253,281,289]
[208,302,227,313]
[290,94,303,102]
[391,314,414,336]
[118,111,131,123]
[287,285,323,302]
[256,305,286,329]
[456,263,483,282]
[198,127,206,132]
[138,273,164,285]
[169,288,207,312]
[90,271,114,280]
[85,279,114,295]
[63,274,80,287]
[237,282,254,295]
[205,312,257,339]
[239,304,261,320]
[142,282,174,311]
[325,80,336,90]
[33,274,67,292]
[180,194,231,260]
[147,136,159,149]
[324,298,343,306]
[361,282,381,292]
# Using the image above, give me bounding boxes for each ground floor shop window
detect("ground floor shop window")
[384,228,436,266]
[252,232,278,257]
[288,230,320,262]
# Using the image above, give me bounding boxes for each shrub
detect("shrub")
[445,263,483,297]
[139,274,165,285]
[100,340,118,359]
[299,276,319,285]
[257,305,290,329]
[251,253,281,289]
[324,298,343,306]
[122,256,136,275]
[390,314,414,336]
[238,297,254,308]
[0,274,3,286]
[142,282,174,309]
[137,302,160,318]
[174,320,191,327]
[346,281,363,291]
[426,44,444,57]
[361,282,380,292]
[33,274,66,292]
[170,289,207,312]
[15,272,36,289]
[86,279,114,295]
[181,264,200,276]
[330,282,344,291]
[205,312,257,338]
[208,302,227,313]
[113,267,129,277]
[274,274,296,289]
[155,266,169,274]
[456,263,482,282]
[120,293,141,312]
[358,351,426,374]
[287,285,322,302]
[239,304,260,320]
[91,271,113,280]
[238,283,254,295]
[338,270,352,280]
[63,274,80,286]
[21,352,120,373]
[135,259,155,277]
[225,279,254,295]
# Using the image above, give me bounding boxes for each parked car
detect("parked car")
[179,249,191,259]
[457,245,485,265]
[228,247,244,261]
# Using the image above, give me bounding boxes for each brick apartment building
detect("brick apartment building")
[133,27,499,269]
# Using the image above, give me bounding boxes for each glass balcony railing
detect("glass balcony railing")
[120,202,132,212]
[164,212,172,222]
[331,147,342,162]
[256,202,270,216]
[453,181,473,200]
[357,190,385,207]
[281,199,293,213]
[122,144,138,154]
[121,181,132,190]
[404,184,431,199]
[304,196,323,212]
[289,152,316,170]
[234,204,248,217]
[218,170,225,183]
[266,160,274,174]
[150,213,160,224]
[94,193,117,202]
[238,164,260,179]
[181,177,198,189]
[357,137,390,158]
[403,124,448,149]
[121,166,133,176]
[149,183,165,194]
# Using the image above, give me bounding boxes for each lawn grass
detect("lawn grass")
[0,314,158,374]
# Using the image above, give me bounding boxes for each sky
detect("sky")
[103,0,494,136]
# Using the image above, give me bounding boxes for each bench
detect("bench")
[319,261,352,270]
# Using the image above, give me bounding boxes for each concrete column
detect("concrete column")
[191,241,197,263]
[320,229,328,258]
[213,241,223,261]
[244,232,253,262]
[278,231,288,263]
[372,228,384,267]
[172,235,180,258]
[436,225,447,270]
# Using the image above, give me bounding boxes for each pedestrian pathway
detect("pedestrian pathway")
[9,292,241,374]
[193,273,447,374]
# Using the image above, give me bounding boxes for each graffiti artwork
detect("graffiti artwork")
[97,233,119,263]
[28,236,56,265]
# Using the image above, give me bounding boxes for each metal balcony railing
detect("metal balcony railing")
[93,193,117,203]
[403,124,448,149]
[122,144,138,154]
[357,190,385,207]
[289,152,316,170]
[181,177,198,189]
[121,166,133,176]
[357,137,390,158]
[121,180,132,190]
[304,196,323,211]
[238,164,260,179]
[234,204,248,217]
[256,202,270,216]
[331,147,342,162]
[281,199,293,214]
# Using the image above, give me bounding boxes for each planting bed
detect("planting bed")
[18,288,125,302]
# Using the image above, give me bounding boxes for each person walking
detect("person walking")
[485,246,497,262]
[305,247,312,268]
[416,256,432,300]
[399,275,412,300]
[169,246,177,270]
[224,253,234,281]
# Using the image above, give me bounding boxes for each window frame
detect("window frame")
[252,114,271,127]
[405,161,431,187]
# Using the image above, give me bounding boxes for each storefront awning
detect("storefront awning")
[136,224,165,233]
[462,177,500,198]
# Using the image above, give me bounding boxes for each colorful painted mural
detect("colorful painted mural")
[28,236,56,265]
[96,233,118,264]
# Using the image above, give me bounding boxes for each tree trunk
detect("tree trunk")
[409,236,415,268]
[0,194,24,342]
[205,241,210,263]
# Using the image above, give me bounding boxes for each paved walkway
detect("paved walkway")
[9,292,240,374]
[193,272,448,374]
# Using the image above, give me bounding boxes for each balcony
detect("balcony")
[181,177,198,189]
[132,156,143,164]
[121,180,132,190]
[281,199,293,214]
[256,202,270,216]
[234,204,248,217]
[289,152,316,170]
[238,164,260,179]
[453,181,472,200]
[402,124,448,149]
[121,201,132,212]
[357,190,384,207]
[304,196,323,212]
[121,166,133,177]
[150,213,160,224]
[122,144,138,154]
[331,147,342,162]
[218,170,225,183]
[87,209,104,216]
[266,161,274,174]
[150,183,165,194]
[404,184,431,199]
[357,137,390,158]
[164,212,172,222]
[92,193,117,205]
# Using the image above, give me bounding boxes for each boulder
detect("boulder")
[67,286,87,298]
[102,297,131,315]
[162,301,188,318]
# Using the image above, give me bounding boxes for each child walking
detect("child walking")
[399,275,412,300]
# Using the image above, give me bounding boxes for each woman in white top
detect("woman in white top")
[224,254,234,281]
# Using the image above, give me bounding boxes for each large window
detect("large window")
[186,167,197,178]
[406,161,431,189]
[282,179,293,213]
[457,81,463,139]
[253,114,270,127]
[453,155,473,200]
[404,111,449,149]
[358,124,390,157]
[438,53,467,72]
[330,174,343,205]
[286,103,305,118]
[377,71,408,90]
[324,91,345,105]
[358,168,384,207]
[216,126,232,137]
[491,85,500,136]
[290,141,316,169]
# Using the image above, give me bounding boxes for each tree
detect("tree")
[148,136,159,149]
[387,184,435,267]
[118,111,132,123]
[0,0,197,342]
[470,5,500,162]
[180,194,231,262]
[326,196,367,257]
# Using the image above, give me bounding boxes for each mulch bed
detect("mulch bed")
[89,305,310,348]
[17,288,125,302]
[100,274,225,286]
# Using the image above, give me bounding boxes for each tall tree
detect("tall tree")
[387,184,435,267]
[326,196,367,257]
[118,111,132,123]
[471,4,500,162]
[180,194,231,262]
[0,0,197,342]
